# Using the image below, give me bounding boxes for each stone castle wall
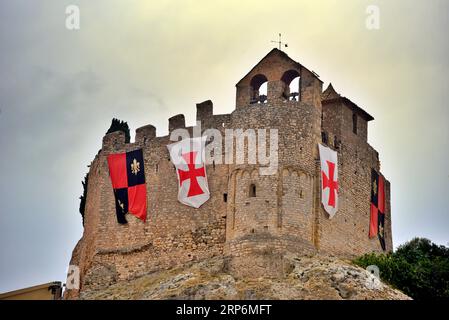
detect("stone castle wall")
[318,99,393,257]
[65,49,393,298]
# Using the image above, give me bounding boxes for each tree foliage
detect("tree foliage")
[353,238,449,300]
[106,118,130,143]
[79,172,88,225]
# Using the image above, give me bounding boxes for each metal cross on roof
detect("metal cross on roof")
[271,33,288,50]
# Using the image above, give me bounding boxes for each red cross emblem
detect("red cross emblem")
[178,151,206,197]
[322,160,338,208]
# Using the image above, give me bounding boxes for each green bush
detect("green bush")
[353,238,449,300]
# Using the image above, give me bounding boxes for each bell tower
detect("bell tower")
[235,48,323,109]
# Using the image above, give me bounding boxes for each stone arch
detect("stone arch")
[235,169,244,179]
[281,69,301,101]
[290,170,299,178]
[299,171,309,181]
[282,166,310,179]
[250,169,259,179]
[250,74,268,104]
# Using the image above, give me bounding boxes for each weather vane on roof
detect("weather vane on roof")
[271,33,288,50]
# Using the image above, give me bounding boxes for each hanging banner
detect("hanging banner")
[167,137,210,208]
[319,143,339,218]
[107,149,147,224]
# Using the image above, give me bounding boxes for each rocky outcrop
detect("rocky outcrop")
[77,253,410,300]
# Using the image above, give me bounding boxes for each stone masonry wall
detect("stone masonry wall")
[319,100,392,257]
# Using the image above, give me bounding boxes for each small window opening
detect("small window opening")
[321,131,328,145]
[352,113,358,134]
[334,136,339,149]
[249,184,256,197]
[223,193,228,203]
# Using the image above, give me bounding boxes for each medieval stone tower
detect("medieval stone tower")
[66,49,392,298]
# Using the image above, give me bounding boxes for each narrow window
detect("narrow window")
[321,131,328,145]
[352,113,358,134]
[249,184,256,197]
[223,193,228,203]
[334,136,339,149]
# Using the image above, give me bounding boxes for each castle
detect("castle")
[66,49,392,298]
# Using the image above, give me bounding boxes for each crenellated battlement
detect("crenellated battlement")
[135,124,156,146]
[101,99,229,153]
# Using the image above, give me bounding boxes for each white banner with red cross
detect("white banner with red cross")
[319,143,339,218]
[167,137,210,208]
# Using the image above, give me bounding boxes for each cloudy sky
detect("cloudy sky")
[0,0,448,293]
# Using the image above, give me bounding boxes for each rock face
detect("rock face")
[78,254,410,300]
